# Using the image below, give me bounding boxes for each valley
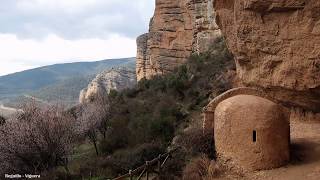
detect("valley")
[0,0,319,179]
[0,58,135,106]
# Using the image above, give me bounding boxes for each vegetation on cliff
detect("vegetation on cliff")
[67,38,235,179]
[0,38,235,179]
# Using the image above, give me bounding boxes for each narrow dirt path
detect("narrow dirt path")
[245,120,320,180]
[216,120,320,180]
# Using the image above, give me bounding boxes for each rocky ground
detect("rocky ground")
[218,119,320,180]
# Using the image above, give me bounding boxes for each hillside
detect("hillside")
[1,0,319,179]
[49,37,236,179]
[0,58,135,106]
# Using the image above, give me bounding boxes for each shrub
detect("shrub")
[0,102,78,175]
[137,78,151,90]
[178,126,215,159]
[182,155,223,180]
[101,143,165,176]
[158,149,187,179]
[123,88,140,98]
[149,116,175,143]
[43,170,80,180]
[166,65,190,97]
[108,89,119,98]
[182,155,211,180]
[206,160,224,180]
[99,127,129,154]
[68,37,234,178]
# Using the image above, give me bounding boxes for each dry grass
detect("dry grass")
[182,155,224,180]
[177,124,215,158]
[206,160,224,179]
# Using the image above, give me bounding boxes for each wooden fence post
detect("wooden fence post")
[129,169,132,180]
[112,147,180,180]
[146,161,149,180]
[158,155,162,176]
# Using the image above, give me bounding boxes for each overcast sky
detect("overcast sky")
[0,0,155,76]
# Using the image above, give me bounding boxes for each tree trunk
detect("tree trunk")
[103,131,106,139]
[93,141,99,156]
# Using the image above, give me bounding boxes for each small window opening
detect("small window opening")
[253,130,257,142]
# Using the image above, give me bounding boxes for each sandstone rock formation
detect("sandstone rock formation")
[214,0,320,113]
[79,68,136,103]
[136,0,221,81]
[0,104,20,119]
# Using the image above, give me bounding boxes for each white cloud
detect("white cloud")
[0,0,155,76]
[0,33,136,76]
[0,61,35,76]
[16,0,100,13]
[16,0,154,16]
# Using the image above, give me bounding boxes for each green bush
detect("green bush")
[101,143,165,176]
[99,119,130,154]
[67,38,235,178]
[99,134,129,155]
[177,127,216,159]
[149,116,175,143]
[99,37,233,173]
[108,89,119,98]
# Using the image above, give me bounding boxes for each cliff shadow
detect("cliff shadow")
[290,138,320,165]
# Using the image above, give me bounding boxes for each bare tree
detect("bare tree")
[77,103,100,155]
[95,95,112,140]
[77,94,111,156]
[0,102,78,175]
[0,115,5,125]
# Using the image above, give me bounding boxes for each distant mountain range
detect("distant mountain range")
[0,58,135,107]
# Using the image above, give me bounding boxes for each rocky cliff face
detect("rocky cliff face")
[214,0,320,113]
[136,0,221,81]
[79,68,136,103]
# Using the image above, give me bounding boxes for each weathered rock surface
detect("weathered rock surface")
[136,0,221,81]
[79,68,136,103]
[215,95,290,171]
[214,0,320,112]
